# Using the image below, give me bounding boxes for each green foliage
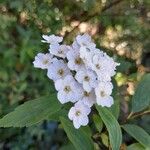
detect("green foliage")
[132,74,150,112]
[127,143,146,150]
[0,0,150,149]
[107,98,120,119]
[60,143,76,150]
[122,124,150,148]
[0,95,61,127]
[96,105,122,150]
[60,117,94,150]
[93,114,103,133]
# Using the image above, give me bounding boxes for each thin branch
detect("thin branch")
[127,110,150,120]
[63,0,124,39]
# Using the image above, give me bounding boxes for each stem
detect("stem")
[127,110,150,120]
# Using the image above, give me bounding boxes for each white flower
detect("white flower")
[91,52,106,71]
[76,33,96,49]
[68,101,91,129]
[81,90,96,107]
[90,54,110,81]
[49,43,70,58]
[104,55,120,77]
[33,53,53,69]
[66,47,85,71]
[91,54,119,81]
[75,69,97,92]
[47,58,71,81]
[55,75,83,104]
[41,34,63,44]
[79,46,101,68]
[95,82,114,107]
[72,40,80,50]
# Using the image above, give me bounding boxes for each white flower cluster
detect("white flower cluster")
[33,34,119,129]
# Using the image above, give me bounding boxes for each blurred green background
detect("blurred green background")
[0,0,150,149]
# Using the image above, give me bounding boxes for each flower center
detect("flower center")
[84,91,90,97]
[81,42,86,46]
[43,59,49,65]
[64,86,71,93]
[58,69,64,76]
[84,76,90,81]
[75,110,81,116]
[58,49,64,54]
[100,91,106,97]
[96,64,100,69]
[75,57,82,65]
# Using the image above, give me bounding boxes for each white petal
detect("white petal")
[68,107,75,120]
[64,75,74,83]
[78,115,89,126]
[83,82,92,92]
[96,96,114,107]
[75,70,85,83]
[55,79,63,91]
[73,117,81,129]
[75,101,91,115]
[57,91,68,104]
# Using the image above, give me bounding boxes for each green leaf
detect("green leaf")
[101,133,109,147]
[107,99,120,119]
[132,74,150,112]
[107,78,120,119]
[0,95,61,127]
[47,109,68,121]
[122,124,150,148]
[127,143,145,150]
[117,58,133,73]
[60,117,94,150]
[93,114,103,133]
[96,105,122,150]
[60,143,76,150]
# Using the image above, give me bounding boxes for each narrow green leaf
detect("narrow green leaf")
[60,117,94,150]
[0,94,61,127]
[132,74,150,112]
[96,105,122,150]
[108,78,120,119]
[127,143,145,150]
[60,143,76,150]
[93,114,103,133]
[107,99,120,119]
[122,124,150,148]
[101,133,109,147]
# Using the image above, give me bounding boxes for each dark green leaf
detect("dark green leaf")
[96,105,122,150]
[93,114,103,132]
[0,95,61,127]
[122,124,150,148]
[132,74,150,112]
[107,99,120,119]
[47,109,68,121]
[60,117,94,150]
[60,143,76,150]
[108,78,120,119]
[117,58,133,73]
